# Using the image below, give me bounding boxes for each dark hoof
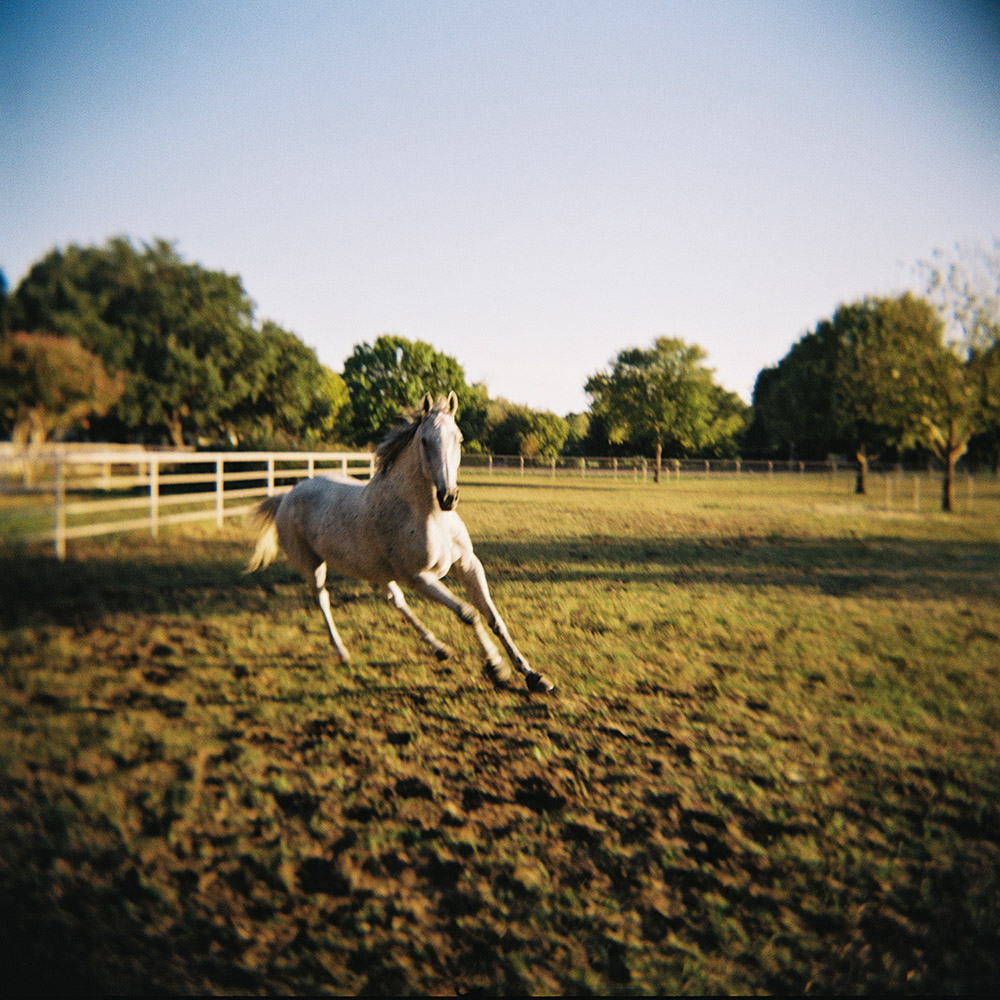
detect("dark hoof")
[435,645,454,662]
[483,661,512,686]
[525,671,556,694]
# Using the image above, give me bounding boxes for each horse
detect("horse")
[248,391,555,693]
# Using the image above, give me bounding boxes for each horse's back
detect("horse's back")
[277,474,388,581]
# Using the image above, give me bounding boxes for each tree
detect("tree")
[747,293,965,498]
[830,294,944,494]
[225,321,350,448]
[11,238,261,445]
[915,242,1000,510]
[0,331,123,447]
[484,399,569,458]
[341,334,487,446]
[747,323,840,461]
[585,337,739,481]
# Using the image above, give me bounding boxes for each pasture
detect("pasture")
[2,473,999,994]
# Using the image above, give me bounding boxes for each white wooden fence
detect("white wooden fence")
[3,449,374,560]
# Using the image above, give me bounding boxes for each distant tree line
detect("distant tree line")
[3,236,998,510]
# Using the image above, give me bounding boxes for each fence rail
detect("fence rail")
[1,449,374,560]
[462,454,967,480]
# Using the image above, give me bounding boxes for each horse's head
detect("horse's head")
[418,391,462,511]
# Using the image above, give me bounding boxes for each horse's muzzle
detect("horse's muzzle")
[437,487,459,511]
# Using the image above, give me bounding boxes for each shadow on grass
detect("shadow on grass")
[3,530,999,631]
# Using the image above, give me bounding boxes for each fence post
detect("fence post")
[520,456,524,477]
[215,457,224,527]
[307,457,315,479]
[488,455,493,475]
[149,456,160,540]
[53,455,66,561]
[341,456,347,475]
[613,457,618,480]
[551,456,556,478]
[736,458,741,477]
[267,456,275,496]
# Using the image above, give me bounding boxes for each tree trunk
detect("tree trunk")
[654,440,662,483]
[854,445,869,495]
[939,419,967,513]
[166,410,185,449]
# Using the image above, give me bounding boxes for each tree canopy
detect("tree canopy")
[341,334,488,446]
[9,237,349,447]
[483,399,570,458]
[585,337,748,480]
[0,331,124,447]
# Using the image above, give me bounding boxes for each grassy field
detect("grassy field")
[2,473,999,994]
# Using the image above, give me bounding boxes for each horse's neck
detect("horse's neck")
[369,442,435,516]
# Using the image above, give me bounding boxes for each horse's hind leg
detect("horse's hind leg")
[313,562,351,664]
[385,581,454,662]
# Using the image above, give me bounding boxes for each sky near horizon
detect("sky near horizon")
[2,0,998,415]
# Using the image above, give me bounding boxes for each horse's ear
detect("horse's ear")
[421,393,433,415]
[446,390,458,416]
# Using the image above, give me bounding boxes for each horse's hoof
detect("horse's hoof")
[435,645,454,662]
[483,661,512,686]
[526,671,556,694]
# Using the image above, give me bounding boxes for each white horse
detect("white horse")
[248,392,555,693]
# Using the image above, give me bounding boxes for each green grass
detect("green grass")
[2,474,999,993]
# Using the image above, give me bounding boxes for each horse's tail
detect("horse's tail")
[246,494,283,573]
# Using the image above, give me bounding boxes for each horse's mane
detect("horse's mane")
[374,410,423,474]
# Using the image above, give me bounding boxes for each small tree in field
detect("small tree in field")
[585,337,739,482]
[0,331,123,447]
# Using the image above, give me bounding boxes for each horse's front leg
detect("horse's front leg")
[385,581,454,662]
[451,557,555,693]
[408,572,511,685]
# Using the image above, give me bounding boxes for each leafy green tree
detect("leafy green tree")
[830,294,944,494]
[748,293,971,499]
[562,412,591,457]
[11,238,260,445]
[484,398,569,458]
[225,321,350,448]
[0,331,123,446]
[748,323,840,461]
[585,337,740,481]
[341,334,487,446]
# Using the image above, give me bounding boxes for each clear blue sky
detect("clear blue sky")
[2,0,998,414]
